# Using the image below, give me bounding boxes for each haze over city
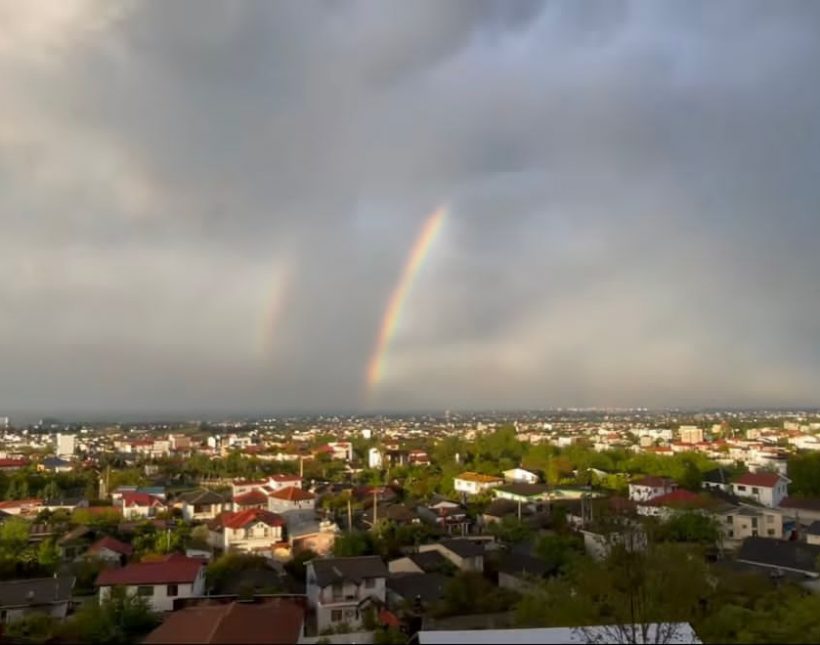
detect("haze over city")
[3,0,820,417]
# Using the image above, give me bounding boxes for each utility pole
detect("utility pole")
[373,489,379,528]
[299,456,304,479]
[347,498,353,533]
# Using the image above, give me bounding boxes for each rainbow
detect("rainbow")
[365,205,447,391]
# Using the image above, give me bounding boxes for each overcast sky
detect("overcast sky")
[2,0,820,416]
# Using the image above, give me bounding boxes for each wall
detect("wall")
[99,570,204,612]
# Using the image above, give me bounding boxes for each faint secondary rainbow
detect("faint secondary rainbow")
[366,205,447,391]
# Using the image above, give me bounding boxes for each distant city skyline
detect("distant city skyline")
[3,1,820,413]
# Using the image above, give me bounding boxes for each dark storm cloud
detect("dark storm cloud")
[1,0,820,415]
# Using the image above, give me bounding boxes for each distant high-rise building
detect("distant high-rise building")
[679,425,704,444]
[56,433,76,458]
[0,417,9,429]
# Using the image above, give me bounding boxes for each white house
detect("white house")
[96,554,206,613]
[117,492,166,520]
[306,556,387,633]
[502,468,540,485]
[208,508,286,554]
[628,476,677,503]
[86,536,133,564]
[731,473,788,508]
[175,489,228,522]
[267,486,316,522]
[453,472,504,496]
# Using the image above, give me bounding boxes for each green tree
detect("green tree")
[0,517,30,560]
[332,531,372,557]
[59,587,160,644]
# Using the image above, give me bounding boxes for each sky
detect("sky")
[2,0,820,417]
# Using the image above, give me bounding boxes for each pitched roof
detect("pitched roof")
[177,489,226,505]
[455,472,503,484]
[387,573,449,604]
[407,551,449,573]
[733,473,783,488]
[233,490,268,506]
[779,496,820,512]
[310,556,388,587]
[88,536,133,557]
[641,490,705,508]
[483,499,530,519]
[631,476,676,488]
[218,509,285,530]
[120,492,164,507]
[737,536,820,575]
[494,483,550,498]
[58,525,93,545]
[96,554,204,586]
[439,539,484,559]
[0,458,28,468]
[268,486,314,502]
[142,598,304,644]
[0,577,75,608]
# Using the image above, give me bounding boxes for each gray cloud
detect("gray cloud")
[1,0,820,416]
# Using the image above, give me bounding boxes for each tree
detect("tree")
[535,534,583,573]
[37,538,60,571]
[59,587,160,643]
[332,531,372,557]
[437,571,519,617]
[0,517,30,559]
[654,512,720,545]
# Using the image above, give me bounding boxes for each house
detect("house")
[368,448,383,469]
[267,486,316,521]
[208,509,286,555]
[389,550,453,575]
[362,503,419,529]
[232,490,269,511]
[0,499,43,517]
[503,468,540,485]
[778,497,820,524]
[497,552,552,592]
[318,442,353,461]
[736,536,820,589]
[408,450,430,466]
[268,474,303,491]
[0,458,28,472]
[716,506,782,543]
[86,536,133,565]
[43,496,88,513]
[387,573,449,610]
[628,476,677,503]
[453,472,503,496]
[306,555,388,632]
[57,525,95,560]
[636,490,707,518]
[482,498,534,525]
[230,479,270,498]
[702,468,733,494]
[493,483,550,504]
[175,489,228,522]
[731,473,788,508]
[142,596,305,644]
[118,492,166,519]
[416,499,471,536]
[289,520,339,557]
[39,456,73,473]
[96,554,206,612]
[0,576,75,624]
[418,539,484,573]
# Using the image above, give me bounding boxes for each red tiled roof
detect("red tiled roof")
[642,489,704,508]
[269,486,314,502]
[0,498,42,509]
[88,536,133,557]
[233,490,268,506]
[0,458,28,468]
[120,492,163,507]
[142,598,304,644]
[632,476,676,488]
[96,554,203,586]
[734,472,782,488]
[219,509,285,530]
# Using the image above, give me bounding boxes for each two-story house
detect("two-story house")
[208,509,286,555]
[175,490,229,522]
[716,505,782,544]
[306,556,387,632]
[731,473,788,508]
[117,492,166,520]
[267,486,316,522]
[628,476,677,503]
[416,499,471,536]
[418,539,484,572]
[95,554,205,612]
[503,468,540,485]
[453,472,504,496]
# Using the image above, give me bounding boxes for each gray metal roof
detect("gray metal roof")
[0,577,75,608]
[310,556,387,587]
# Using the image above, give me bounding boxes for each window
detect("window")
[752,530,758,536]
[752,487,759,494]
[137,586,154,597]
[331,610,342,623]
[725,515,733,524]
[365,578,376,589]
[737,485,746,491]
[332,583,343,601]
[167,584,178,597]
[727,530,734,538]
[751,518,758,528]
[767,529,775,536]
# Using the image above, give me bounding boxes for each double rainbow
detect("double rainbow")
[365,206,447,392]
